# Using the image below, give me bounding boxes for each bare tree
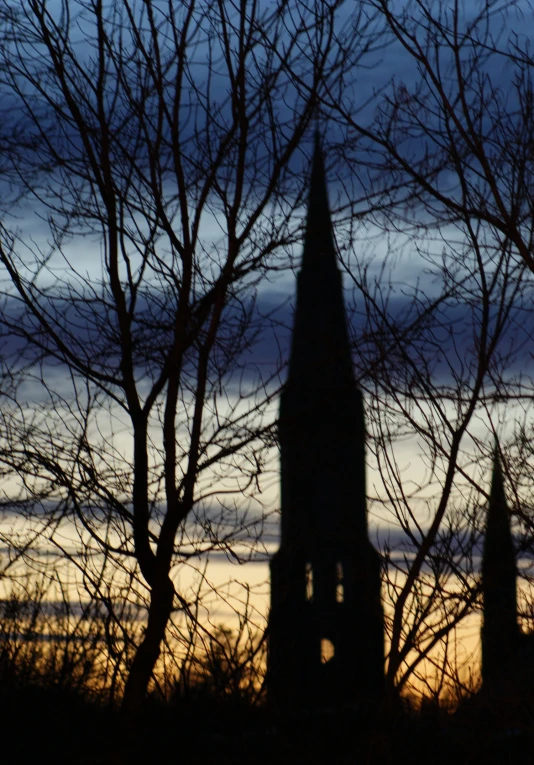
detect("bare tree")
[3,0,533,715]
[0,0,385,715]
[321,0,534,698]
[340,211,534,698]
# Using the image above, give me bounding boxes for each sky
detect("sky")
[2,0,534,695]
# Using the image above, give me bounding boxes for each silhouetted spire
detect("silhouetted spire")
[483,445,516,594]
[269,134,384,711]
[301,134,337,271]
[285,137,355,392]
[481,444,518,688]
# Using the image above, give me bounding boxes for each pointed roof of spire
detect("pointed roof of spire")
[301,134,337,270]
[483,443,516,576]
[489,442,507,511]
[283,132,355,390]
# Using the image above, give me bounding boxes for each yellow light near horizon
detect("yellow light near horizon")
[321,638,335,663]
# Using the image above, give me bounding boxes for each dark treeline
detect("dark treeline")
[1,586,532,764]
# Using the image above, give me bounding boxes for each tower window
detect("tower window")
[305,562,313,601]
[336,561,344,603]
[321,638,335,664]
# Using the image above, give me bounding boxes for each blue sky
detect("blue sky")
[2,1,534,692]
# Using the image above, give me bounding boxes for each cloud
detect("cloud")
[0,270,533,411]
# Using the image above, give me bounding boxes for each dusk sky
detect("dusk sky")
[2,1,534,716]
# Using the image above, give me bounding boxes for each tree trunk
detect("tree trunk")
[121,574,175,718]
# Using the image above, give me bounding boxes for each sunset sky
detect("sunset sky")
[1,0,534,701]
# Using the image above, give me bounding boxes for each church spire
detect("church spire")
[284,136,356,400]
[301,133,337,270]
[268,134,384,710]
[481,444,518,688]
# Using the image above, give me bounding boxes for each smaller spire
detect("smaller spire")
[481,442,518,687]
[489,442,507,514]
[483,443,516,588]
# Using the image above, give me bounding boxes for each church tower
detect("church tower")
[481,446,519,692]
[268,137,384,709]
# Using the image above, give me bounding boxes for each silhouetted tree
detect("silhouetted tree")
[2,0,534,715]
[324,0,534,698]
[0,0,384,716]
